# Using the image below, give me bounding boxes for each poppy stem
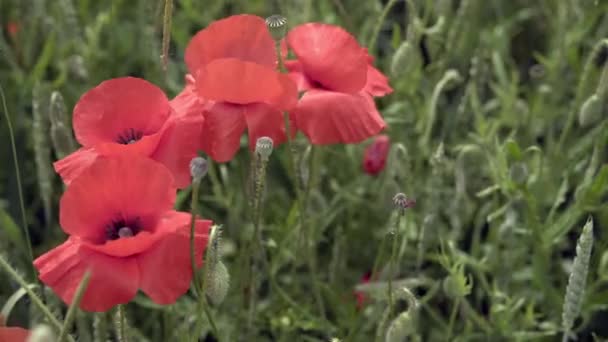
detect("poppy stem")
[114,305,129,342]
[367,0,399,56]
[0,83,36,281]
[0,254,71,341]
[160,0,173,73]
[189,178,202,296]
[58,270,91,342]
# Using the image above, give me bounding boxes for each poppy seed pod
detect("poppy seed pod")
[265,15,287,41]
[578,93,604,127]
[190,156,209,182]
[393,193,415,211]
[255,136,274,161]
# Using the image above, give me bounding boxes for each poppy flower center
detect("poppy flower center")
[105,217,141,241]
[116,128,143,144]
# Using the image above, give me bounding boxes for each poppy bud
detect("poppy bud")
[578,93,604,127]
[49,91,77,159]
[390,41,413,77]
[442,264,472,299]
[190,157,208,182]
[265,15,287,41]
[203,226,230,306]
[363,135,390,176]
[508,162,528,185]
[255,136,274,161]
[26,324,55,342]
[385,311,416,342]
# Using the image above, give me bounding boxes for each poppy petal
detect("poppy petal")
[170,74,207,119]
[73,77,170,147]
[0,327,29,341]
[200,101,247,162]
[365,65,393,97]
[286,23,367,93]
[243,103,286,150]
[60,156,176,244]
[54,147,99,186]
[152,114,205,188]
[292,90,386,144]
[34,238,140,312]
[185,14,276,73]
[285,60,315,92]
[137,211,211,304]
[195,58,297,109]
[83,231,161,257]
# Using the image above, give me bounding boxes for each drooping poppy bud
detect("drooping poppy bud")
[363,135,390,176]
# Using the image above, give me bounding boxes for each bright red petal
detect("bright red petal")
[34,238,140,312]
[170,74,207,119]
[362,135,390,175]
[151,114,204,188]
[292,90,386,144]
[195,58,297,109]
[137,211,211,304]
[0,327,29,341]
[73,77,170,147]
[185,14,276,73]
[83,231,161,257]
[285,60,315,92]
[60,156,176,243]
[54,147,99,186]
[200,102,247,162]
[243,103,286,150]
[365,65,393,97]
[286,23,367,93]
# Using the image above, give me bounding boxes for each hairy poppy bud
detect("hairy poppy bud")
[391,41,413,77]
[27,324,55,342]
[255,136,274,161]
[203,226,230,306]
[578,94,604,127]
[363,135,390,176]
[49,91,77,159]
[509,162,528,185]
[265,15,287,41]
[190,157,208,182]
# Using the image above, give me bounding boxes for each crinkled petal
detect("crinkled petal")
[73,77,170,146]
[60,156,176,243]
[137,211,211,304]
[82,231,161,257]
[34,238,139,312]
[292,90,386,144]
[200,102,247,162]
[285,60,315,92]
[185,14,276,73]
[0,327,29,341]
[170,74,207,119]
[365,65,393,97]
[287,23,367,93]
[195,58,297,110]
[151,114,205,188]
[54,147,99,186]
[243,103,286,150]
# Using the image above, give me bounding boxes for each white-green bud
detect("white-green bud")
[509,162,528,185]
[190,157,208,182]
[26,324,55,342]
[204,260,230,307]
[391,41,413,77]
[578,94,604,127]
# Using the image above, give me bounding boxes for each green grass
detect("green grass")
[1,0,608,341]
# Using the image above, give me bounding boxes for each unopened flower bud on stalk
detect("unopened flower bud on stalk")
[203,226,230,306]
[190,157,208,182]
[265,15,287,41]
[26,324,55,342]
[578,93,604,127]
[255,136,274,161]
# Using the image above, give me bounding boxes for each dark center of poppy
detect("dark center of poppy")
[116,128,143,145]
[105,217,141,240]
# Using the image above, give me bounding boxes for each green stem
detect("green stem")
[160,0,173,72]
[58,271,91,342]
[368,0,399,55]
[0,255,70,341]
[388,216,401,317]
[0,84,35,279]
[189,178,202,295]
[115,305,128,342]
[446,298,460,340]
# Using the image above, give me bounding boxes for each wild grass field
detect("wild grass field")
[0,0,607,341]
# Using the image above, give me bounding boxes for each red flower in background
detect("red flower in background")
[6,21,19,38]
[0,326,29,342]
[363,135,390,175]
[54,77,202,188]
[171,14,297,162]
[35,157,211,312]
[285,23,392,144]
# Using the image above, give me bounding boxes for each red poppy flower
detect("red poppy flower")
[170,14,297,162]
[35,156,211,312]
[0,326,29,342]
[6,21,19,38]
[285,23,392,144]
[354,271,372,310]
[54,77,203,188]
[363,135,390,175]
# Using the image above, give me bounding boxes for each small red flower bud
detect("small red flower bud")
[6,22,19,37]
[362,135,390,176]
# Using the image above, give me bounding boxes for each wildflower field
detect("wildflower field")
[1,0,607,341]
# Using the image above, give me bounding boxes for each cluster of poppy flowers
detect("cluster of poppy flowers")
[21,14,393,320]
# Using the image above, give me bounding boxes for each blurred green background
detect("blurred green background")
[1,0,608,341]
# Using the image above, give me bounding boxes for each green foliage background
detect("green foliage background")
[1,0,607,341]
